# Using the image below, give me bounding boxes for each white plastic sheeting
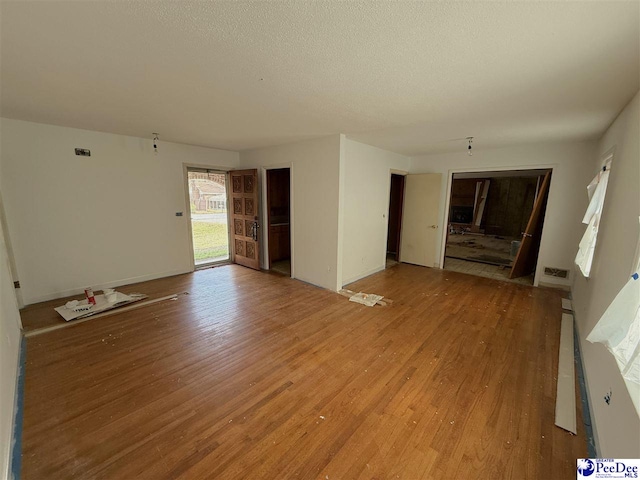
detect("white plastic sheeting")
[575,159,612,277]
[587,274,640,385]
[587,217,640,415]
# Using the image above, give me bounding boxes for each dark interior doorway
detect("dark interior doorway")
[266,168,291,276]
[386,174,405,264]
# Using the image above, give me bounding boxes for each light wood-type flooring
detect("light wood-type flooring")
[20,263,586,479]
[443,257,534,286]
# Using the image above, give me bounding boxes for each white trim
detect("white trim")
[183,164,232,271]
[573,312,602,455]
[384,169,409,269]
[182,164,196,271]
[555,313,577,434]
[261,163,294,279]
[336,135,346,291]
[601,146,615,167]
[22,267,192,306]
[342,265,386,287]
[0,193,23,311]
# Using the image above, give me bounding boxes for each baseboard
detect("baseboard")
[342,265,386,288]
[538,280,571,291]
[22,267,193,306]
[570,292,601,457]
[573,315,598,457]
[10,336,26,480]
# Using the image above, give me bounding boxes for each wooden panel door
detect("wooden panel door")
[230,169,260,270]
[510,171,551,279]
[400,173,442,267]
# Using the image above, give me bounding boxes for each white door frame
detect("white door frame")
[440,164,556,286]
[182,163,234,271]
[260,163,294,278]
[385,169,408,267]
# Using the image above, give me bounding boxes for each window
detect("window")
[587,216,640,416]
[575,153,613,277]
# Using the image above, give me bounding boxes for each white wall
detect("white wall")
[341,139,410,285]
[240,135,343,291]
[0,119,240,305]
[410,140,596,287]
[0,195,22,480]
[572,92,640,457]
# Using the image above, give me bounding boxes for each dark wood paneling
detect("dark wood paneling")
[450,178,480,208]
[269,224,291,262]
[484,177,538,237]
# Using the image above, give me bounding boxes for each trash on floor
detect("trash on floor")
[54,291,148,321]
[338,289,390,307]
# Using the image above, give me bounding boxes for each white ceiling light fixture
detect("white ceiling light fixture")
[467,137,473,156]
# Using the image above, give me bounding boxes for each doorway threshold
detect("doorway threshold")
[444,257,533,285]
[195,259,231,270]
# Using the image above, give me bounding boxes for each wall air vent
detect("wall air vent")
[544,267,569,278]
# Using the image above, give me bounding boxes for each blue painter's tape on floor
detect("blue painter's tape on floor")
[11,335,26,480]
[574,321,597,458]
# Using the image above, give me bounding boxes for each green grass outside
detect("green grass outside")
[192,222,229,261]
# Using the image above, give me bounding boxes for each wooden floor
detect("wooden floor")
[20,264,586,479]
[444,257,534,286]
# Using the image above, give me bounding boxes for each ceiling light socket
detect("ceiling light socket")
[152,133,160,154]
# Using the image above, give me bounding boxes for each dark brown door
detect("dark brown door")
[510,171,551,279]
[230,169,260,270]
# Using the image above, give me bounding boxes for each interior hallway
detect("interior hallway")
[20,264,585,479]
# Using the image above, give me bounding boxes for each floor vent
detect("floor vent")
[544,267,569,278]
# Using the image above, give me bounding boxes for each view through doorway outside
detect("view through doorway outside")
[187,169,230,265]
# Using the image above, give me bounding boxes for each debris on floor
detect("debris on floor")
[27,292,186,338]
[338,289,390,307]
[54,291,148,321]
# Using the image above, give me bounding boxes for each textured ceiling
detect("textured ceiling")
[1,1,638,155]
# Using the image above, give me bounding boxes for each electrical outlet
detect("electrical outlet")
[175,212,183,217]
[604,389,612,405]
